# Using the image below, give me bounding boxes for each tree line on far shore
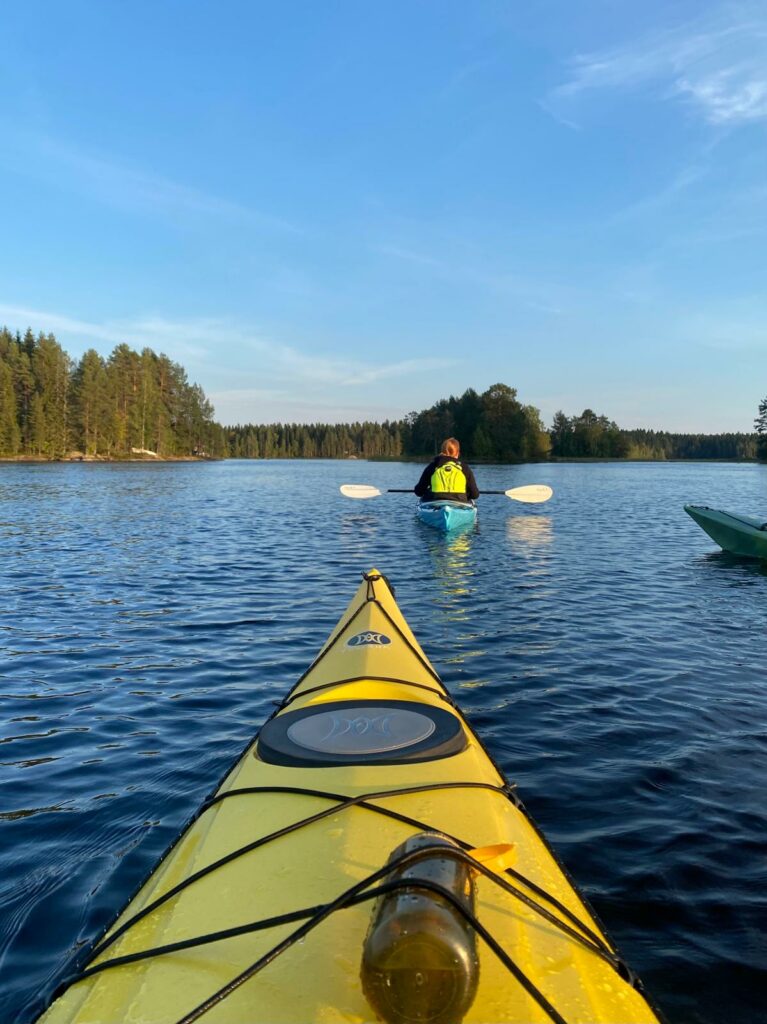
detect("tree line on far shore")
[550,414,758,461]
[228,421,403,459]
[0,326,763,461]
[225,385,760,461]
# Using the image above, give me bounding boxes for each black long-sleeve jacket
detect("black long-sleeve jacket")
[414,456,480,501]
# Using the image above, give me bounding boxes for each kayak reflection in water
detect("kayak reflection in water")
[414,437,480,503]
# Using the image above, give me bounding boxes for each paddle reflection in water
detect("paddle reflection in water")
[505,513,553,551]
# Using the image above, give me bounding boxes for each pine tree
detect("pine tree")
[0,361,21,454]
[29,393,46,455]
[549,411,572,457]
[108,344,141,453]
[72,350,110,455]
[32,334,70,456]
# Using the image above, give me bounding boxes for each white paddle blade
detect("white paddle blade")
[340,484,383,499]
[505,484,553,504]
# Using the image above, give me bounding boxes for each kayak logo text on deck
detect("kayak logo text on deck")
[346,631,392,648]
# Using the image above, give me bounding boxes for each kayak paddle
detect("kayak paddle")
[340,484,553,503]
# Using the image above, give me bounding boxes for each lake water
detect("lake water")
[1,459,765,1023]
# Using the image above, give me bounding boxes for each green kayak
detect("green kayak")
[684,504,767,559]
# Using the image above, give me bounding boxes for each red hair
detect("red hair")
[440,437,460,457]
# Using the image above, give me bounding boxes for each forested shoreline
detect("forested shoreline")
[0,327,764,461]
[0,328,225,459]
[229,386,761,461]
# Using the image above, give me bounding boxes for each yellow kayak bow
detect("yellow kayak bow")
[39,571,661,1024]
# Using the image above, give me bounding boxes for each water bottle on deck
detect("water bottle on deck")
[360,832,479,1024]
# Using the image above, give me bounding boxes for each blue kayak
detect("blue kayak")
[417,500,477,532]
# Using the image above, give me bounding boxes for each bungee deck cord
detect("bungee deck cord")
[53,778,640,1023]
[45,572,653,1024]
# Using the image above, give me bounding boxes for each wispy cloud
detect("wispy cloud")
[550,9,767,125]
[0,303,456,392]
[240,331,455,386]
[0,128,301,233]
[0,304,213,363]
[374,242,568,314]
[607,163,709,224]
[207,389,408,425]
[675,66,767,124]
[341,358,454,386]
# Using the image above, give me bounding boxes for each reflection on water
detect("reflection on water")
[505,513,553,550]
[699,550,767,581]
[423,529,488,671]
[0,805,68,821]
[425,527,476,609]
[505,514,554,596]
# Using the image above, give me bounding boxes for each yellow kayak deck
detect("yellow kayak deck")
[39,571,661,1024]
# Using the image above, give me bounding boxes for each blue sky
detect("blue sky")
[1,1,765,431]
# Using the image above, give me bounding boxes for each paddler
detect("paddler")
[414,437,480,502]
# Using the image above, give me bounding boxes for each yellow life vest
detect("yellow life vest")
[430,459,467,496]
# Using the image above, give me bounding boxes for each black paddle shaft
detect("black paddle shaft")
[386,488,505,495]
